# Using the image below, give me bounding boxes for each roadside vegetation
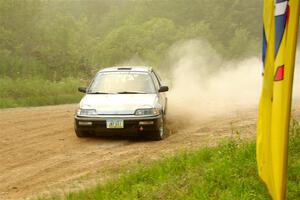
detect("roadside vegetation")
[0,0,262,108]
[39,121,300,200]
[0,77,84,108]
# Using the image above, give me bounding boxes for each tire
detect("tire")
[74,124,89,138]
[75,129,89,138]
[153,117,166,141]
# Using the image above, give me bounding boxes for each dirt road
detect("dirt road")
[1,104,299,200]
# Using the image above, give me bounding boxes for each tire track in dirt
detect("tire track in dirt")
[0,104,299,200]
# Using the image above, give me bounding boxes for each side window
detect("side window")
[151,72,160,90]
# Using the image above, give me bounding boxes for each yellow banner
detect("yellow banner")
[257,0,300,199]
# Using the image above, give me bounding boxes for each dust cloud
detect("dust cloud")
[164,39,300,125]
[293,50,300,103]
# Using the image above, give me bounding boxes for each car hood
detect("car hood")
[80,94,158,115]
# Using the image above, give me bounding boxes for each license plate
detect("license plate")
[106,119,124,129]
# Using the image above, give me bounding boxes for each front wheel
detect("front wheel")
[75,129,89,138]
[153,117,166,141]
[74,124,89,138]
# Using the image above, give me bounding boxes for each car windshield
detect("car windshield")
[88,72,156,94]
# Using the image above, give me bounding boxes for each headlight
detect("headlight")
[77,109,97,116]
[135,108,161,116]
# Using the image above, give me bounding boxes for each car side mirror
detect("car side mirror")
[158,86,169,92]
[78,87,87,93]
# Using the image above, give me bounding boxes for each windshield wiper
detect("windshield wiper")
[87,92,110,94]
[117,91,147,94]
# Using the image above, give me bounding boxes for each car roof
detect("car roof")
[98,66,152,73]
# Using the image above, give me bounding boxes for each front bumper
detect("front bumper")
[74,115,162,136]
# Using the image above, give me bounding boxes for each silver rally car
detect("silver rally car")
[74,66,169,140]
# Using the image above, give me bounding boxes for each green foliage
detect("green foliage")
[0,0,262,81]
[0,0,264,108]
[0,77,84,108]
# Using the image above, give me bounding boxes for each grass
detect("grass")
[39,122,300,200]
[0,77,85,108]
